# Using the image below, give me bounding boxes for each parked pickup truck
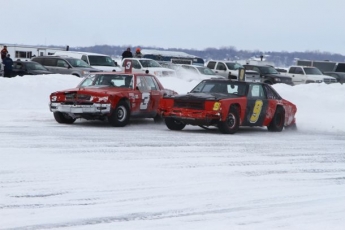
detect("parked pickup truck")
[243,64,293,85]
[285,66,337,85]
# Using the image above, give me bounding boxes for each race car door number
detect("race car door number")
[140,92,150,110]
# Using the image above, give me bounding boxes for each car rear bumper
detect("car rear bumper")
[50,102,111,114]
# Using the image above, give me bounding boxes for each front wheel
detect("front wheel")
[53,112,76,124]
[165,117,186,130]
[218,106,240,134]
[267,106,285,132]
[108,101,130,127]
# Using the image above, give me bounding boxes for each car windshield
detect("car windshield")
[190,81,247,96]
[66,58,91,68]
[196,66,216,75]
[88,55,115,67]
[26,62,48,70]
[80,74,133,88]
[304,67,323,75]
[259,66,279,74]
[226,63,243,70]
[139,59,161,68]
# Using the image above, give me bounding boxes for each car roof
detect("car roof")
[14,60,38,63]
[88,71,156,76]
[32,56,80,60]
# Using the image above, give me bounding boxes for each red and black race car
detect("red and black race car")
[49,71,176,127]
[159,79,297,134]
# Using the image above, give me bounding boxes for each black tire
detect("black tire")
[53,112,76,124]
[153,114,163,123]
[267,106,285,132]
[218,106,240,134]
[108,101,130,127]
[165,117,186,130]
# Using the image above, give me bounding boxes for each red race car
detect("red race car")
[159,79,297,134]
[49,71,177,127]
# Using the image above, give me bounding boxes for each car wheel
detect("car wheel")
[108,101,130,127]
[218,106,239,134]
[165,117,186,130]
[267,106,285,132]
[53,112,76,124]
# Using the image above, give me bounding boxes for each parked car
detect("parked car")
[121,58,176,77]
[11,60,53,77]
[284,66,337,85]
[322,72,345,84]
[32,56,100,77]
[243,64,293,85]
[206,60,244,79]
[51,51,122,72]
[49,72,177,127]
[159,79,297,134]
[179,64,225,79]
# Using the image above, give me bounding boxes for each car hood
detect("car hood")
[265,73,291,79]
[91,66,122,72]
[54,86,132,96]
[171,92,240,100]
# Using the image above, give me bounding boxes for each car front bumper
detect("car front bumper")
[50,102,111,114]
[161,109,222,126]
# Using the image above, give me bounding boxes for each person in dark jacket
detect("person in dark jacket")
[2,54,13,77]
[1,46,8,61]
[121,47,133,59]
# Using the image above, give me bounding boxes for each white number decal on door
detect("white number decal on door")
[125,61,132,70]
[140,92,150,109]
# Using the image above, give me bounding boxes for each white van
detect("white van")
[52,51,122,72]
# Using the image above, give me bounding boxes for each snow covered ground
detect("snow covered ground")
[0,74,344,230]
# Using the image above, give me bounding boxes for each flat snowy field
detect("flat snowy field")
[0,75,344,230]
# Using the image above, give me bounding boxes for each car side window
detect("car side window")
[295,67,303,74]
[57,59,68,68]
[81,55,89,64]
[288,67,296,74]
[248,84,265,99]
[216,62,226,71]
[136,76,150,91]
[253,67,260,73]
[13,63,22,70]
[144,76,159,90]
[132,60,141,69]
[207,61,216,69]
[44,58,57,67]
[263,85,280,99]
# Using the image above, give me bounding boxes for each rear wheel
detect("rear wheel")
[108,101,130,127]
[165,117,186,130]
[267,106,285,132]
[53,112,76,124]
[218,106,240,134]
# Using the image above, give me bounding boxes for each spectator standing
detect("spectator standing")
[3,54,13,77]
[121,47,133,59]
[134,48,142,58]
[1,46,8,61]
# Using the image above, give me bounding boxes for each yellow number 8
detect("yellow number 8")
[250,100,263,123]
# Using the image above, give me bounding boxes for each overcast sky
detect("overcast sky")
[3,0,345,54]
